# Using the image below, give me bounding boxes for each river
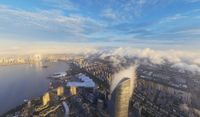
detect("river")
[0,61,69,114]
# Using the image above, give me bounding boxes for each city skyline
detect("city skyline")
[0,0,200,52]
[1,1,200,116]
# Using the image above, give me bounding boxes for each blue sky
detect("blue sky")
[0,0,200,50]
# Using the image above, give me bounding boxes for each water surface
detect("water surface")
[0,61,69,114]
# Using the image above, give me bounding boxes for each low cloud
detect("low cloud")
[172,63,200,74]
[98,47,200,74]
[0,42,200,74]
[111,66,137,97]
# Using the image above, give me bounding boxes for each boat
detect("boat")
[48,72,67,79]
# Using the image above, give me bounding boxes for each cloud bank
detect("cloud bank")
[1,44,199,74]
[110,66,137,97]
[98,47,200,74]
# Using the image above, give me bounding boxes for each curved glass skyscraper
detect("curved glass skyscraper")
[110,78,131,117]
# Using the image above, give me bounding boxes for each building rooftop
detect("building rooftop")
[66,73,95,88]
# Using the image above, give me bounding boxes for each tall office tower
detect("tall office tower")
[43,92,50,106]
[110,78,131,117]
[57,86,64,96]
[70,86,77,95]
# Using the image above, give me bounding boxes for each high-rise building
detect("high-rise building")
[43,92,50,106]
[57,86,64,96]
[70,86,77,95]
[110,78,131,117]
